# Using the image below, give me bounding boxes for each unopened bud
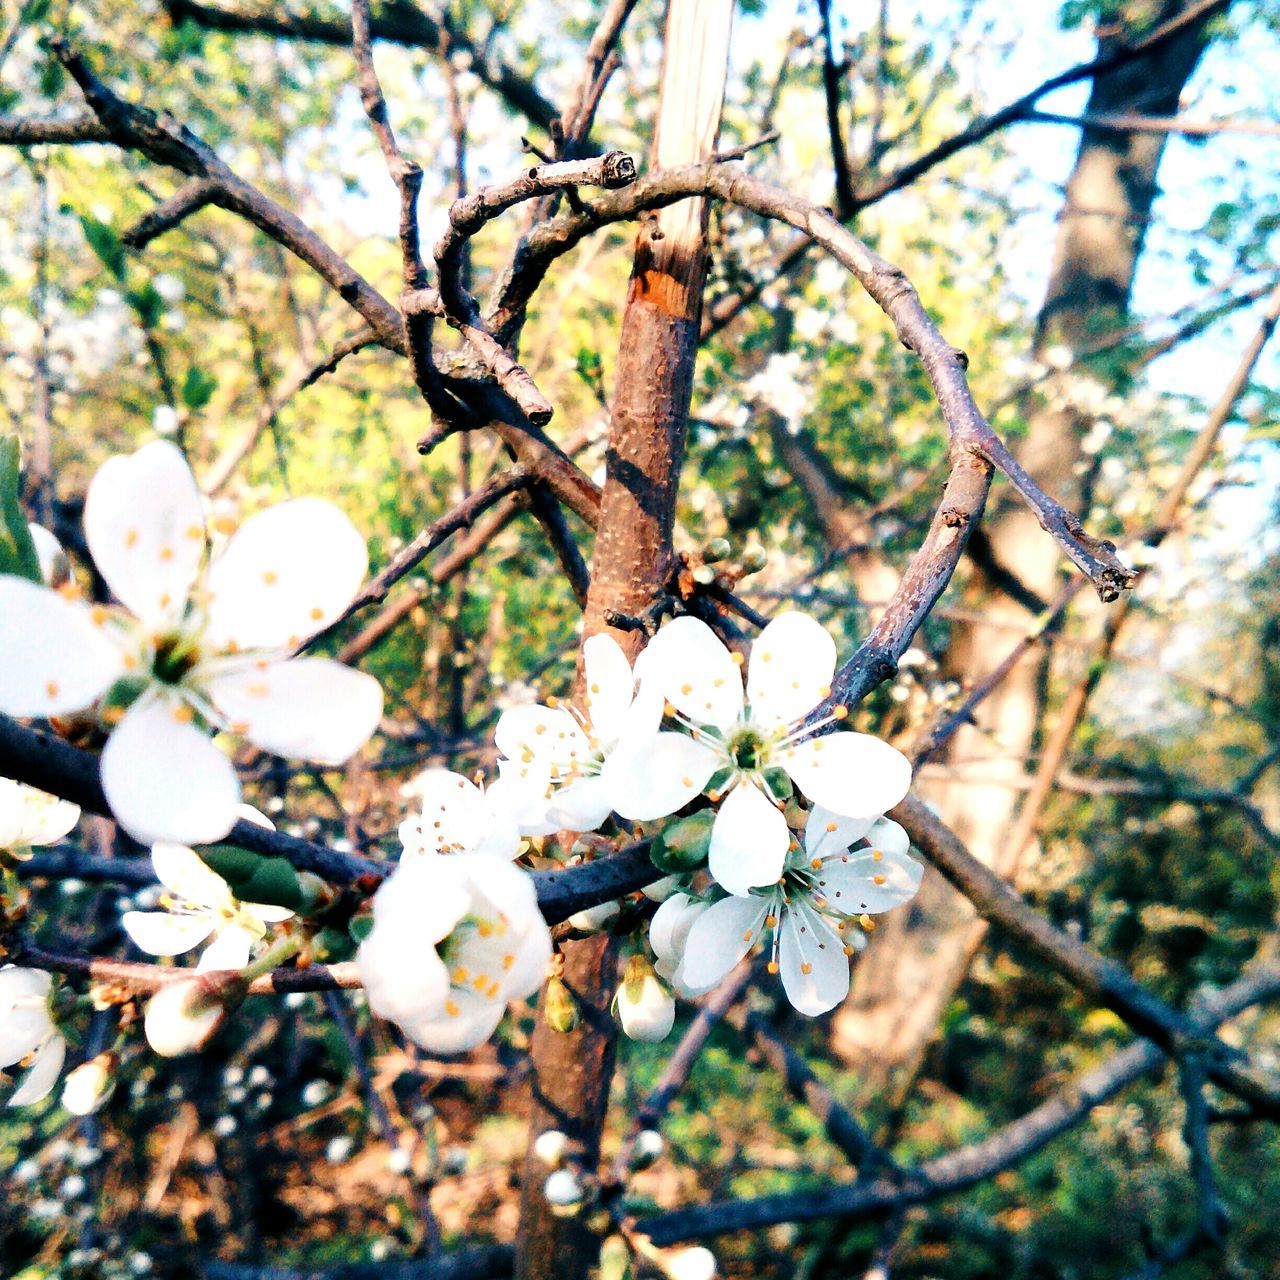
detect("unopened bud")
[664,1245,717,1280]
[533,1129,569,1167]
[740,544,768,574]
[61,1053,116,1116]
[651,810,714,874]
[544,976,581,1033]
[617,956,675,1043]
[691,564,717,586]
[544,1168,584,1216]
[144,973,243,1057]
[702,537,731,563]
[568,899,620,933]
[632,1128,665,1169]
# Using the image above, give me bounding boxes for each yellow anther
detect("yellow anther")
[833,705,849,720]
[767,960,779,974]
[742,930,753,942]
[825,821,837,833]
[171,704,195,724]
[262,570,278,586]
[764,915,777,928]
[125,529,139,548]
[477,921,493,937]
[247,683,269,698]
[681,776,693,787]
[872,850,883,861]
[45,679,59,698]
[873,874,886,885]
[502,954,515,971]
[680,683,692,696]
[730,652,744,666]
[90,606,109,626]
[445,1000,460,1017]
[185,524,203,541]
[452,967,469,984]
[801,962,812,975]
[309,606,324,621]
[159,545,174,562]
[546,695,560,708]
[844,945,855,956]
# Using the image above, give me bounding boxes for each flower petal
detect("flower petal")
[804,805,876,862]
[747,611,836,729]
[0,966,50,1013]
[8,1033,65,1106]
[0,577,124,716]
[501,914,554,1002]
[488,760,557,837]
[197,924,257,973]
[635,616,744,731]
[780,732,912,818]
[84,440,205,627]
[495,704,591,777]
[778,902,851,1016]
[122,910,215,957]
[649,893,707,976]
[399,769,519,859]
[866,816,911,857]
[677,894,768,992]
[204,657,382,765]
[28,524,68,587]
[708,781,789,896]
[0,780,80,848]
[606,731,719,822]
[205,498,368,651]
[546,774,615,833]
[583,633,634,745]
[100,694,240,846]
[151,842,233,911]
[404,988,505,1055]
[0,1005,52,1068]
[815,845,923,914]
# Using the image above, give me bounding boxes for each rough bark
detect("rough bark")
[512,4,733,1277]
[832,0,1220,1100]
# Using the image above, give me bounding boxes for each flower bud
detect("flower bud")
[632,1128,665,1169]
[533,1129,569,1167]
[144,974,243,1057]
[702,537,731,563]
[61,1054,116,1116]
[544,976,581,1033]
[568,899,620,933]
[544,1168,584,1216]
[691,564,717,586]
[740,544,768,574]
[664,1245,717,1280]
[641,875,680,903]
[617,956,675,1043]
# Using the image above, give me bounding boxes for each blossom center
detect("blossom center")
[152,631,201,685]
[727,724,769,773]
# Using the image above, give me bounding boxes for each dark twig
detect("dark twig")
[0,113,110,144]
[121,177,219,249]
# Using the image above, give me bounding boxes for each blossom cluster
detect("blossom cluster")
[1,439,923,1111]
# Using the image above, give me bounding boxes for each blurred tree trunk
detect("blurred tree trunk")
[513,4,732,1277]
[832,0,1221,1102]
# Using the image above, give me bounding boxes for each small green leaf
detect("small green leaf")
[346,916,373,945]
[127,282,164,331]
[200,844,306,911]
[79,214,126,281]
[651,809,714,875]
[0,436,42,583]
[181,366,218,411]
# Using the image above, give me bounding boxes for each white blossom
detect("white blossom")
[614,613,912,895]
[665,1246,718,1280]
[677,813,923,1015]
[616,959,675,1043]
[0,776,80,850]
[1,967,67,1106]
[357,851,551,1054]
[61,1055,115,1116]
[122,809,293,972]
[143,976,228,1057]
[492,633,661,836]
[398,768,520,860]
[0,440,383,846]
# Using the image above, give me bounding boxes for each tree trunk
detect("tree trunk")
[831,0,1219,1104]
[513,5,733,1276]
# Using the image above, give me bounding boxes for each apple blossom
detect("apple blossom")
[616,956,676,1042]
[122,812,294,973]
[144,974,233,1057]
[357,850,552,1054]
[398,768,520,859]
[615,613,912,895]
[676,812,923,1015]
[0,440,383,846]
[0,967,66,1107]
[648,891,711,998]
[492,632,661,835]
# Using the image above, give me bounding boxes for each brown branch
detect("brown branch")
[1027,108,1280,138]
[558,0,640,153]
[159,0,558,129]
[0,113,111,145]
[121,177,219,249]
[816,0,856,217]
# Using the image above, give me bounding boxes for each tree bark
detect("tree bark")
[831,0,1220,1102]
[513,4,733,1276]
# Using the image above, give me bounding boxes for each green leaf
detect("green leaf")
[79,215,127,281]
[200,844,306,911]
[181,366,218,411]
[127,282,164,331]
[0,436,42,583]
[20,0,53,23]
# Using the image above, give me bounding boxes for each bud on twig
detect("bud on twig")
[544,976,581,1033]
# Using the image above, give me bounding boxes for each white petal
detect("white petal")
[618,974,675,1042]
[100,694,240,846]
[747,611,837,730]
[815,846,923,914]
[359,929,451,1029]
[780,732,912,818]
[8,1033,65,1106]
[678,895,768,992]
[635,616,744,731]
[404,989,505,1055]
[28,524,68,587]
[10,784,80,847]
[0,966,51,1012]
[606,731,719,822]
[399,769,518,859]
[151,843,234,911]
[707,781,789,896]
[501,915,554,1002]
[197,924,256,973]
[204,657,381,765]
[205,498,368,651]
[489,759,558,837]
[778,902,850,1016]
[866,817,911,857]
[649,892,706,972]
[122,910,214,957]
[245,902,295,924]
[582,633,635,744]
[0,577,124,716]
[804,805,876,862]
[0,1005,52,1067]
[495,704,592,778]
[84,441,205,627]
[546,774,615,833]
[456,852,541,930]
